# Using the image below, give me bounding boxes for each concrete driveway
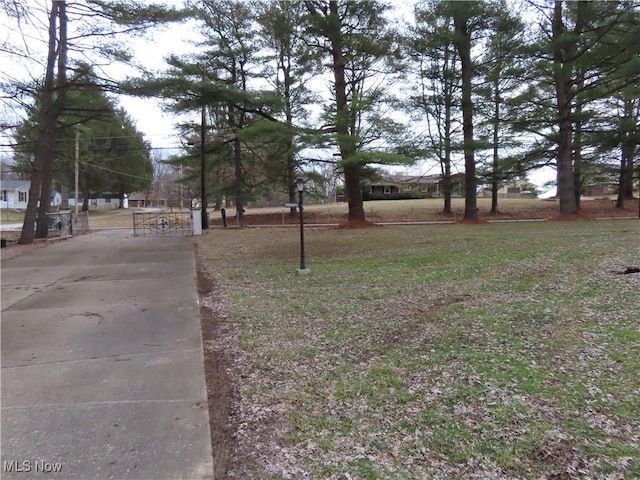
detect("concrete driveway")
[0,223,22,231]
[1,230,213,479]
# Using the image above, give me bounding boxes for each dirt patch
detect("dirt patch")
[194,245,239,480]
[336,219,377,229]
[527,432,592,480]
[457,217,487,224]
[382,294,472,348]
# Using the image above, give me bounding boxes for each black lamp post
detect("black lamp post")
[296,177,308,272]
[200,104,209,229]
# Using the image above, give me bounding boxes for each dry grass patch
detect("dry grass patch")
[86,208,146,229]
[196,220,640,479]
[214,197,636,227]
[0,209,24,225]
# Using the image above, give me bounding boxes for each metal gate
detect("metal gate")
[133,211,193,236]
[46,211,73,238]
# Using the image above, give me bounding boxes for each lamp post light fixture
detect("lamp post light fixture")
[296,177,310,275]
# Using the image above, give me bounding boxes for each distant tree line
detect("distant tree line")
[132,0,639,222]
[12,66,153,212]
[3,0,182,243]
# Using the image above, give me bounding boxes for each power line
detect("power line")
[79,162,152,181]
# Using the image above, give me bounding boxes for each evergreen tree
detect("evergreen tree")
[256,0,319,213]
[448,0,495,219]
[475,1,526,214]
[406,0,461,214]
[13,77,152,211]
[304,0,411,222]
[516,0,640,213]
[3,0,182,243]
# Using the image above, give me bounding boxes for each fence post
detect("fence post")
[192,208,202,236]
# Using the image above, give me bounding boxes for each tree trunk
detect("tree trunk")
[571,5,586,211]
[491,174,499,215]
[36,0,68,238]
[228,54,247,227]
[621,152,634,199]
[616,148,632,208]
[553,0,577,214]
[454,13,477,219]
[491,71,500,215]
[555,97,574,213]
[18,163,43,244]
[344,164,364,220]
[234,136,245,226]
[60,184,69,209]
[36,161,54,238]
[616,98,635,208]
[442,159,452,214]
[200,103,208,228]
[329,0,363,222]
[82,192,89,212]
[573,105,583,211]
[442,46,453,215]
[19,2,61,244]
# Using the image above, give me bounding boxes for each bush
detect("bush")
[362,191,424,201]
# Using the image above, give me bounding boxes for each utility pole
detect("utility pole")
[201,104,208,229]
[179,164,183,210]
[75,130,79,219]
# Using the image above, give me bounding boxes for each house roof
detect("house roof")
[370,174,444,186]
[0,180,30,190]
[69,192,121,199]
[128,192,168,201]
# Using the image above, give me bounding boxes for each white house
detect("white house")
[0,180,126,211]
[68,192,121,210]
[0,180,63,210]
[0,180,30,209]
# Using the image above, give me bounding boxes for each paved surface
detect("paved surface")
[0,223,22,231]
[1,231,213,480]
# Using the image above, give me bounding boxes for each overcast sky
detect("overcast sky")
[1,0,556,191]
[0,0,197,158]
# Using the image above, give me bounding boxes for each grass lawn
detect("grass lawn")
[87,208,144,229]
[195,220,640,479]
[0,209,24,225]
[4,197,620,231]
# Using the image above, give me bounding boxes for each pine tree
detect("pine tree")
[256,0,319,213]
[516,0,640,214]
[304,0,410,222]
[475,1,527,214]
[4,0,183,243]
[406,0,461,215]
[13,76,153,212]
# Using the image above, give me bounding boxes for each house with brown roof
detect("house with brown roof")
[481,179,538,198]
[366,174,464,199]
[128,192,169,208]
